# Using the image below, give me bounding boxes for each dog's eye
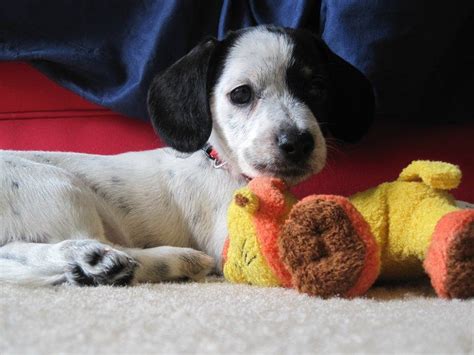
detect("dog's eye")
[230,85,252,105]
[309,79,327,102]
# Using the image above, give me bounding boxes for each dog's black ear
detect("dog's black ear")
[319,41,375,143]
[147,38,217,152]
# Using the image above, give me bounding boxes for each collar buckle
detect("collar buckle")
[202,143,227,169]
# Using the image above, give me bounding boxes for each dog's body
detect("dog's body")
[0,26,374,286]
[0,149,237,285]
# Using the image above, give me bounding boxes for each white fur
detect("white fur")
[0,26,327,286]
[0,149,234,285]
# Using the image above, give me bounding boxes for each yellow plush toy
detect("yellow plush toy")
[222,161,473,299]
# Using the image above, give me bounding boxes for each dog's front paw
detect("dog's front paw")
[178,250,215,281]
[65,242,138,286]
[131,247,215,283]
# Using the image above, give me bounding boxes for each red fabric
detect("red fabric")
[0,62,472,201]
[0,62,160,154]
[293,121,474,201]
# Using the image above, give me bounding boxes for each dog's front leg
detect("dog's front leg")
[0,242,215,286]
[121,246,215,283]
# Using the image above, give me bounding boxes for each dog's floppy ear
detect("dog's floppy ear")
[319,40,375,143]
[147,38,217,152]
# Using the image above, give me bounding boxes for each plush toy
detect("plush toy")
[222,160,474,299]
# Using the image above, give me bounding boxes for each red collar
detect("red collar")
[202,143,227,169]
[202,143,251,181]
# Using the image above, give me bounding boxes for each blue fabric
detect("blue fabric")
[320,1,474,121]
[1,1,472,121]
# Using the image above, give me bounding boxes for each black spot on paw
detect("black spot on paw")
[104,261,126,277]
[84,249,105,266]
[113,272,135,286]
[70,264,96,286]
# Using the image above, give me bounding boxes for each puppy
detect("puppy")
[0,26,374,286]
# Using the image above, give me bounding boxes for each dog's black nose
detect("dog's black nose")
[277,130,314,163]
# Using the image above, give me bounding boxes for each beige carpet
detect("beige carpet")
[1,277,473,354]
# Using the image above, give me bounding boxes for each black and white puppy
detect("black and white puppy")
[0,26,374,286]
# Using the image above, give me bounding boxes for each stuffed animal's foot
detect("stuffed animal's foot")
[279,195,379,298]
[424,209,474,299]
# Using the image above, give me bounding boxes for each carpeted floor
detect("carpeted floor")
[1,277,473,354]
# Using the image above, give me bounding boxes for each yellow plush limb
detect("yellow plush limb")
[384,182,457,279]
[398,160,461,190]
[224,188,281,286]
[349,185,389,248]
[350,161,461,280]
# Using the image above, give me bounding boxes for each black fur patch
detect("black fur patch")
[70,264,96,286]
[104,260,126,277]
[147,38,217,153]
[147,31,239,153]
[285,28,374,143]
[84,249,104,266]
[285,29,330,140]
[155,262,170,280]
[113,272,135,286]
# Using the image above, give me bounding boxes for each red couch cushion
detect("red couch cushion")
[0,62,160,154]
[293,121,473,201]
[0,62,472,201]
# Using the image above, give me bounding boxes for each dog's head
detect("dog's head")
[148,26,374,184]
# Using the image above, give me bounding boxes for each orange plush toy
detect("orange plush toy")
[222,177,380,298]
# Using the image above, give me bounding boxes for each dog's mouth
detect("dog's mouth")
[241,145,325,184]
[254,162,307,176]
[249,161,312,183]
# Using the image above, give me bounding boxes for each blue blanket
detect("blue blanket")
[1,1,472,122]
